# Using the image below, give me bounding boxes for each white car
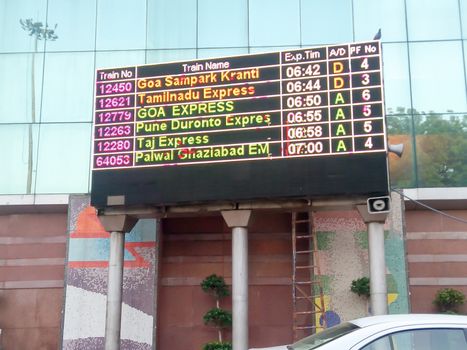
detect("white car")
[250,314,467,350]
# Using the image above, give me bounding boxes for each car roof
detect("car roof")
[350,314,467,328]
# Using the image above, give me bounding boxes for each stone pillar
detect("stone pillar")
[221,210,251,350]
[99,214,137,350]
[357,206,388,315]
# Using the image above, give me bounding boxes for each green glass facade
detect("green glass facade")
[1,0,466,194]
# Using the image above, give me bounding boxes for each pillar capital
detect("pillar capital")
[221,210,252,228]
[98,214,138,233]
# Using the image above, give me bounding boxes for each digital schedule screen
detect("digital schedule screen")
[91,41,389,208]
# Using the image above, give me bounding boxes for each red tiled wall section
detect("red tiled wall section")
[0,213,67,350]
[158,212,294,350]
[405,210,467,314]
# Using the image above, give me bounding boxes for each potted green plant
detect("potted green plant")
[350,277,370,298]
[433,288,465,314]
[201,274,231,307]
[203,341,232,350]
[201,274,232,350]
[350,276,371,315]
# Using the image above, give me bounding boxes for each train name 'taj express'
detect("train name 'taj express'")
[137,134,209,150]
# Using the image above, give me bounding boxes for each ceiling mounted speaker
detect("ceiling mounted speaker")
[367,196,391,214]
[388,143,404,158]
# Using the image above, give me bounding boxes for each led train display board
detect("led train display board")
[91,41,389,208]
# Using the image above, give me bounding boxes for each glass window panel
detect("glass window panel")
[95,50,146,70]
[362,335,392,350]
[406,0,461,41]
[464,40,467,85]
[45,0,96,52]
[363,328,467,350]
[0,0,47,53]
[382,43,411,115]
[249,0,300,47]
[409,41,466,113]
[0,53,44,123]
[146,49,197,64]
[96,0,146,50]
[35,123,91,193]
[353,0,406,42]
[301,0,353,46]
[462,1,467,39]
[387,115,416,188]
[41,52,94,122]
[415,113,467,187]
[147,0,197,49]
[197,48,249,59]
[198,0,248,48]
[0,124,39,194]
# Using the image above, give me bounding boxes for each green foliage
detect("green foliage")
[350,277,370,298]
[433,288,465,313]
[203,308,232,328]
[20,18,58,40]
[201,274,232,348]
[387,111,467,188]
[203,341,232,350]
[201,274,230,299]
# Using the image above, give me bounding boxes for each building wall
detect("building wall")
[0,1,464,345]
[158,213,293,349]
[61,195,157,350]
[0,197,411,349]
[0,212,67,350]
[406,209,467,314]
[158,205,409,350]
[1,1,466,196]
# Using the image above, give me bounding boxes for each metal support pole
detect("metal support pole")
[356,205,389,316]
[368,222,388,315]
[98,214,137,350]
[232,226,248,350]
[221,210,251,350]
[105,231,125,350]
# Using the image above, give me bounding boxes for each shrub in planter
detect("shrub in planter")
[350,277,370,298]
[201,274,230,307]
[203,341,232,350]
[201,274,230,298]
[433,288,465,313]
[201,274,232,347]
[203,307,232,328]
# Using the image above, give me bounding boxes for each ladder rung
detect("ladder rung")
[294,310,320,315]
[296,296,322,300]
[296,250,318,254]
[294,325,319,330]
[295,281,320,285]
[296,265,317,269]
[292,212,326,339]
